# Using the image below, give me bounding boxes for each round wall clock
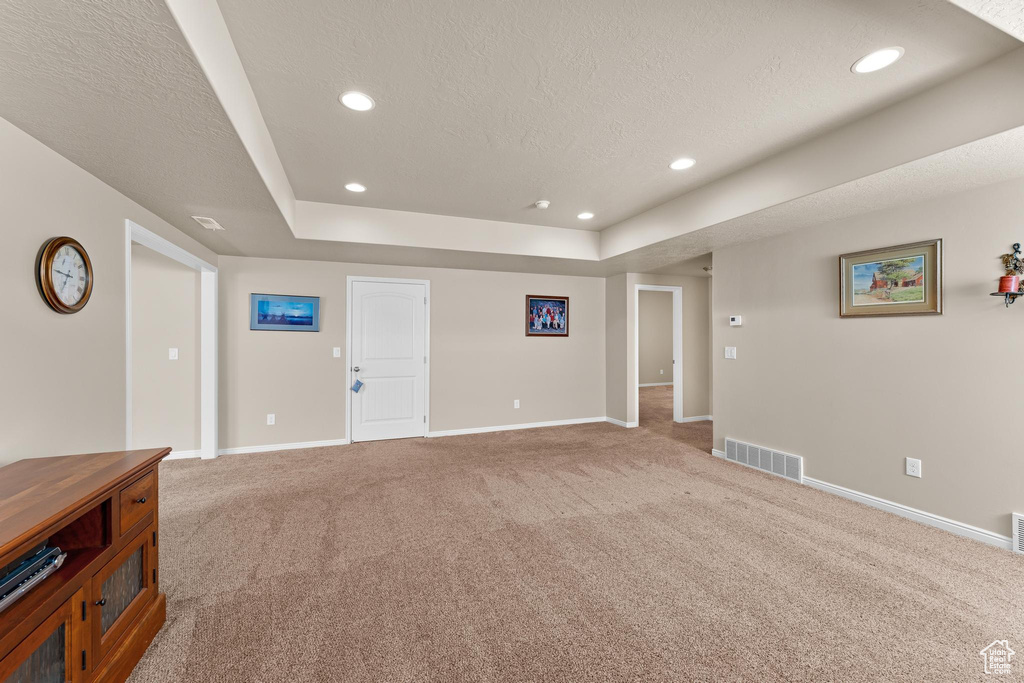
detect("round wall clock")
[38,236,93,314]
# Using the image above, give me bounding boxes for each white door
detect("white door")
[350,280,427,442]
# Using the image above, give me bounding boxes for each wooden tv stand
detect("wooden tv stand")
[0,448,170,682]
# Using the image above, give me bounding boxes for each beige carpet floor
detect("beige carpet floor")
[131,388,1024,682]
[638,385,713,453]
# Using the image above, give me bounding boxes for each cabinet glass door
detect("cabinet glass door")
[2,624,64,683]
[0,591,82,683]
[91,526,155,661]
[99,546,143,634]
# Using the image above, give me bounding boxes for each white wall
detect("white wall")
[0,116,216,466]
[218,257,607,449]
[712,177,1024,536]
[638,290,673,384]
[605,274,628,423]
[604,273,711,424]
[131,244,200,453]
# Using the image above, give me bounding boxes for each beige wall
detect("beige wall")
[632,274,711,421]
[605,273,711,424]
[707,271,713,414]
[638,290,673,384]
[219,257,606,449]
[605,274,628,423]
[0,116,216,466]
[712,177,1024,536]
[131,244,200,453]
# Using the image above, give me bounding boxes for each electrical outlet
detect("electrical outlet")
[725,347,737,360]
[660,369,664,375]
[267,413,276,426]
[333,347,341,358]
[905,457,921,478]
[513,400,520,409]
[168,348,178,361]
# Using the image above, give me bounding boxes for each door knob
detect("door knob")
[353,366,361,372]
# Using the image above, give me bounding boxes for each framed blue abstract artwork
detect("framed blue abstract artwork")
[250,293,320,331]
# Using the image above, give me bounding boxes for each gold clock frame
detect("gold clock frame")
[38,236,93,314]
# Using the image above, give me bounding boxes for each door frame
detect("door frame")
[634,284,683,423]
[125,220,218,459]
[345,275,431,443]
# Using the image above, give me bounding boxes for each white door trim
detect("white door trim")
[634,284,683,423]
[345,275,431,443]
[125,220,219,459]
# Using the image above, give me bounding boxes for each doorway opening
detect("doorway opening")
[125,220,218,459]
[634,284,682,426]
[637,288,677,427]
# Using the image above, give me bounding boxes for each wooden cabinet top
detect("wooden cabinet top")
[0,448,170,560]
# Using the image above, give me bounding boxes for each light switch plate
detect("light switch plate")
[168,348,178,360]
[725,347,737,359]
[905,457,921,478]
[333,347,341,358]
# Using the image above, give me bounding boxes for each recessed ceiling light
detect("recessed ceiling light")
[345,183,366,192]
[339,91,375,111]
[669,157,696,171]
[851,47,904,74]
[577,212,594,220]
[191,215,225,231]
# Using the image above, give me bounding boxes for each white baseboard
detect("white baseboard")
[803,476,1012,551]
[678,415,712,423]
[190,411,651,458]
[709,447,1010,550]
[164,449,202,461]
[216,438,350,457]
[176,415,635,458]
[639,382,673,387]
[427,416,607,438]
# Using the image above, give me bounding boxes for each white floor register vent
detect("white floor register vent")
[1014,513,1024,555]
[724,438,803,484]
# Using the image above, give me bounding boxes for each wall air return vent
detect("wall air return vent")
[724,438,803,484]
[1014,513,1024,555]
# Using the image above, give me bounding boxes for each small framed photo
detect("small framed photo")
[839,239,942,317]
[526,295,569,337]
[250,293,320,331]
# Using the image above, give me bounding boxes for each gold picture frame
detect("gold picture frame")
[839,239,942,317]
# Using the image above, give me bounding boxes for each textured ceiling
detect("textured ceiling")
[0,0,1021,279]
[0,0,290,257]
[217,0,1018,230]
[641,125,1024,275]
[949,0,1024,41]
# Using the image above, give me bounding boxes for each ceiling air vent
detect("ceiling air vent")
[191,215,225,231]
[724,438,803,484]
[1014,513,1024,555]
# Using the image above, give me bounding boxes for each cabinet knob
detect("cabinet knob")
[136,497,147,504]
[94,598,106,606]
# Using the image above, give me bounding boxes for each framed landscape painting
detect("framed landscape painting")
[250,293,321,331]
[839,239,942,317]
[526,295,569,336]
